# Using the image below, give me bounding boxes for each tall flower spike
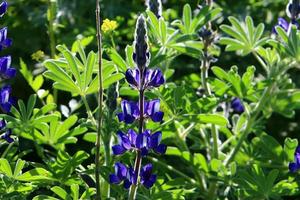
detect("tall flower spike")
[146,0,163,19]
[133,15,149,70]
[286,0,300,19]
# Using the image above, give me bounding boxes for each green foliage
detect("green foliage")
[44,42,124,96]
[220,16,268,56]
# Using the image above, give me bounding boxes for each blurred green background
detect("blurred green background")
[3,0,299,143]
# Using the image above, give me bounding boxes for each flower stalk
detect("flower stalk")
[95,0,103,199]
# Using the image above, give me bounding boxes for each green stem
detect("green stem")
[1,142,14,158]
[95,1,104,199]
[253,51,268,74]
[82,96,97,125]
[110,34,116,49]
[148,156,197,184]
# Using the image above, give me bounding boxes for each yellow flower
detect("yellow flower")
[31,50,45,61]
[101,19,118,33]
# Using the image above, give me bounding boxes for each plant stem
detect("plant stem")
[1,142,13,158]
[224,83,274,166]
[48,0,58,103]
[82,96,97,125]
[128,72,145,200]
[95,1,104,199]
[201,1,219,199]
[148,156,197,184]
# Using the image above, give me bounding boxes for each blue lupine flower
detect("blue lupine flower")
[145,99,164,122]
[273,18,290,33]
[136,130,167,155]
[1,129,13,143]
[0,119,5,129]
[286,0,300,19]
[231,98,245,114]
[0,85,14,113]
[109,162,136,189]
[0,56,16,79]
[117,100,139,124]
[112,129,137,155]
[289,146,300,172]
[112,129,167,156]
[117,99,164,124]
[0,27,12,51]
[140,163,157,189]
[273,17,299,34]
[0,1,7,18]
[125,68,165,90]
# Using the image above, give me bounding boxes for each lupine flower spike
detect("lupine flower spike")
[110,14,166,195]
[0,1,16,144]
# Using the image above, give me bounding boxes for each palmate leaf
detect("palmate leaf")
[0,95,86,150]
[171,4,222,34]
[269,25,300,62]
[147,10,204,60]
[48,150,89,183]
[44,42,124,96]
[220,16,268,56]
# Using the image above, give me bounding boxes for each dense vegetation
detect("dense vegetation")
[0,0,300,199]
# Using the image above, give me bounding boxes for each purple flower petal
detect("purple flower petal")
[140,163,157,189]
[149,131,162,148]
[142,174,157,189]
[0,1,7,17]
[128,129,137,146]
[1,129,13,143]
[154,144,167,155]
[123,179,132,189]
[289,162,300,173]
[115,162,127,180]
[125,68,139,88]
[136,132,149,149]
[4,68,16,79]
[231,98,244,114]
[112,144,126,155]
[145,99,164,122]
[118,100,140,124]
[145,68,165,88]
[117,131,131,150]
[0,120,6,130]
[109,174,121,184]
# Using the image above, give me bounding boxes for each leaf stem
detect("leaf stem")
[95,1,104,199]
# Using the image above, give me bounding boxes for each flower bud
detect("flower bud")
[133,15,149,70]
[146,0,163,19]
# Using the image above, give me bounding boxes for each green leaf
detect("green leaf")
[107,48,127,72]
[189,114,228,126]
[183,4,192,33]
[13,159,26,178]
[284,138,298,161]
[51,186,68,199]
[0,158,13,177]
[57,45,82,86]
